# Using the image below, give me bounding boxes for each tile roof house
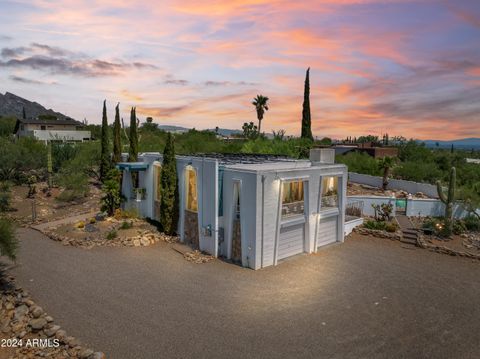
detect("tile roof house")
[14,118,91,143]
[117,149,350,269]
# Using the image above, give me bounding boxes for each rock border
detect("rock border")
[353,227,402,241]
[1,273,105,359]
[417,234,480,260]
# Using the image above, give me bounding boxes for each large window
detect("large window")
[282,180,305,218]
[321,176,338,209]
[154,164,162,202]
[185,167,198,212]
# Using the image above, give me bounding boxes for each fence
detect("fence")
[347,195,479,219]
[348,172,439,198]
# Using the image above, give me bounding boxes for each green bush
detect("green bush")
[0,182,11,212]
[0,217,18,261]
[385,222,398,233]
[363,220,387,231]
[56,171,89,202]
[336,152,381,176]
[119,221,133,230]
[101,169,122,216]
[452,220,467,235]
[106,230,118,240]
[464,216,480,232]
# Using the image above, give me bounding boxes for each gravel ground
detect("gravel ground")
[4,229,480,359]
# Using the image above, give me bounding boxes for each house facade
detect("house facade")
[14,118,91,143]
[118,149,348,269]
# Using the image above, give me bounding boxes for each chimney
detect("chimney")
[310,148,335,164]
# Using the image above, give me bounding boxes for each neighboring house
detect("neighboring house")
[14,118,91,143]
[117,149,349,269]
[466,158,480,164]
[330,142,399,159]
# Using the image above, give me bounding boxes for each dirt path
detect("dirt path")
[5,229,480,359]
[30,211,98,231]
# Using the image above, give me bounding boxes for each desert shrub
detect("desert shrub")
[363,220,387,231]
[106,230,118,240]
[0,217,18,260]
[119,221,133,230]
[89,217,96,224]
[0,182,11,212]
[56,170,89,202]
[76,221,85,229]
[453,220,467,235]
[336,152,381,176]
[385,222,399,233]
[372,203,393,221]
[101,169,122,216]
[464,215,480,232]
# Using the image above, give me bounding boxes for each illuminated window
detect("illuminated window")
[321,176,338,209]
[185,167,198,212]
[282,180,305,218]
[154,164,162,202]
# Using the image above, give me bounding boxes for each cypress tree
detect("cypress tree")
[112,103,122,163]
[160,133,179,235]
[128,107,138,162]
[99,100,110,181]
[301,67,313,141]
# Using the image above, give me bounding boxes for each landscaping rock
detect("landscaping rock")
[44,324,61,337]
[140,237,150,246]
[78,348,94,358]
[14,304,29,321]
[95,212,107,221]
[55,329,67,342]
[29,317,47,331]
[31,305,44,318]
[90,352,107,359]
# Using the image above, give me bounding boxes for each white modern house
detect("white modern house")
[117,149,349,269]
[14,118,91,143]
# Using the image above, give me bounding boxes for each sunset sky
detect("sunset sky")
[0,0,479,140]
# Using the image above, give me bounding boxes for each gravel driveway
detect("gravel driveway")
[5,229,480,359]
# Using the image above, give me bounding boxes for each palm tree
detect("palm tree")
[378,156,396,190]
[252,95,269,134]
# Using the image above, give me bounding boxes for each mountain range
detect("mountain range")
[0,92,70,120]
[0,92,478,148]
[422,138,480,150]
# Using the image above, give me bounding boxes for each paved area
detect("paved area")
[31,211,97,231]
[4,229,480,359]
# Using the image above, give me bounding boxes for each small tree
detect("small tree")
[242,122,258,139]
[301,67,314,141]
[159,133,179,235]
[128,107,138,162]
[0,217,17,261]
[112,103,122,163]
[252,95,269,134]
[101,169,122,216]
[378,156,396,190]
[47,141,53,188]
[100,100,111,181]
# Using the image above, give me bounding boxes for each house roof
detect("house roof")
[14,117,85,134]
[184,153,298,165]
[16,117,84,126]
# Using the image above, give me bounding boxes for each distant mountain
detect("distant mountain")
[157,125,189,133]
[422,138,480,150]
[158,125,241,137]
[0,92,71,120]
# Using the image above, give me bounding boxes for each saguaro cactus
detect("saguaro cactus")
[436,167,456,237]
[47,141,53,188]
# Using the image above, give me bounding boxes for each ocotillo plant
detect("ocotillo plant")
[47,141,53,188]
[436,166,456,237]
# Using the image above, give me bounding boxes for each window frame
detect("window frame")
[185,166,198,213]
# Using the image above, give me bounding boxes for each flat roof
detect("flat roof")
[183,153,298,165]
